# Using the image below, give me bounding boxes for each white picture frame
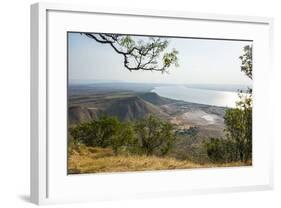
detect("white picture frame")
[30,2,274,205]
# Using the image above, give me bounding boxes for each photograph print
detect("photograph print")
[67,32,253,174]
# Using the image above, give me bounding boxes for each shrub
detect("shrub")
[224,93,252,162]
[111,122,138,155]
[204,138,237,163]
[134,115,175,156]
[69,115,176,157]
[69,115,121,148]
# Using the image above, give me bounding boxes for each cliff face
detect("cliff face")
[68,106,101,125]
[104,95,168,121]
[68,92,170,125]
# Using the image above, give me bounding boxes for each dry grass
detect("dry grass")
[68,145,250,174]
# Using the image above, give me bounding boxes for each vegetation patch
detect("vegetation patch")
[68,145,249,174]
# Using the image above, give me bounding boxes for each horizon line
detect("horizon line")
[69,80,252,86]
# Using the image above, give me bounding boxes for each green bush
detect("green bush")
[134,115,175,156]
[204,138,237,163]
[111,122,138,155]
[69,115,121,148]
[224,94,252,162]
[69,115,176,157]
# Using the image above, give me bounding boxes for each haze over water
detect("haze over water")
[152,85,240,108]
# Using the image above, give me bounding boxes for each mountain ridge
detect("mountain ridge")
[68,92,171,125]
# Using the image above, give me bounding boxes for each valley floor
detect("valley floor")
[68,146,251,174]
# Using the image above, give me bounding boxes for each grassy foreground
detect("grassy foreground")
[68,145,250,174]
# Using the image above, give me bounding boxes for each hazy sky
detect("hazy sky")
[68,32,252,85]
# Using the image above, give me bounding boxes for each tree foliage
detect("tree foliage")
[69,115,176,156]
[204,44,253,163]
[224,44,253,162]
[204,138,237,163]
[135,115,176,156]
[82,33,179,73]
[69,116,121,148]
[239,45,252,80]
[111,122,138,155]
[224,102,252,162]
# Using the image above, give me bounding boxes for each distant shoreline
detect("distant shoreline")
[151,85,238,108]
[68,81,251,92]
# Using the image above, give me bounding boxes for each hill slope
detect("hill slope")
[104,95,168,121]
[68,92,169,125]
[68,106,101,124]
[138,92,174,105]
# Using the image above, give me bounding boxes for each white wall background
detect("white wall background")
[0,0,280,207]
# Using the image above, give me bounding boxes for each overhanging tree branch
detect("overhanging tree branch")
[81,33,179,73]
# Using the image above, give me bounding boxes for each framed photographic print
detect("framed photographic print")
[30,2,274,205]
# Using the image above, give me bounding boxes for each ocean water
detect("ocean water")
[152,85,241,108]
